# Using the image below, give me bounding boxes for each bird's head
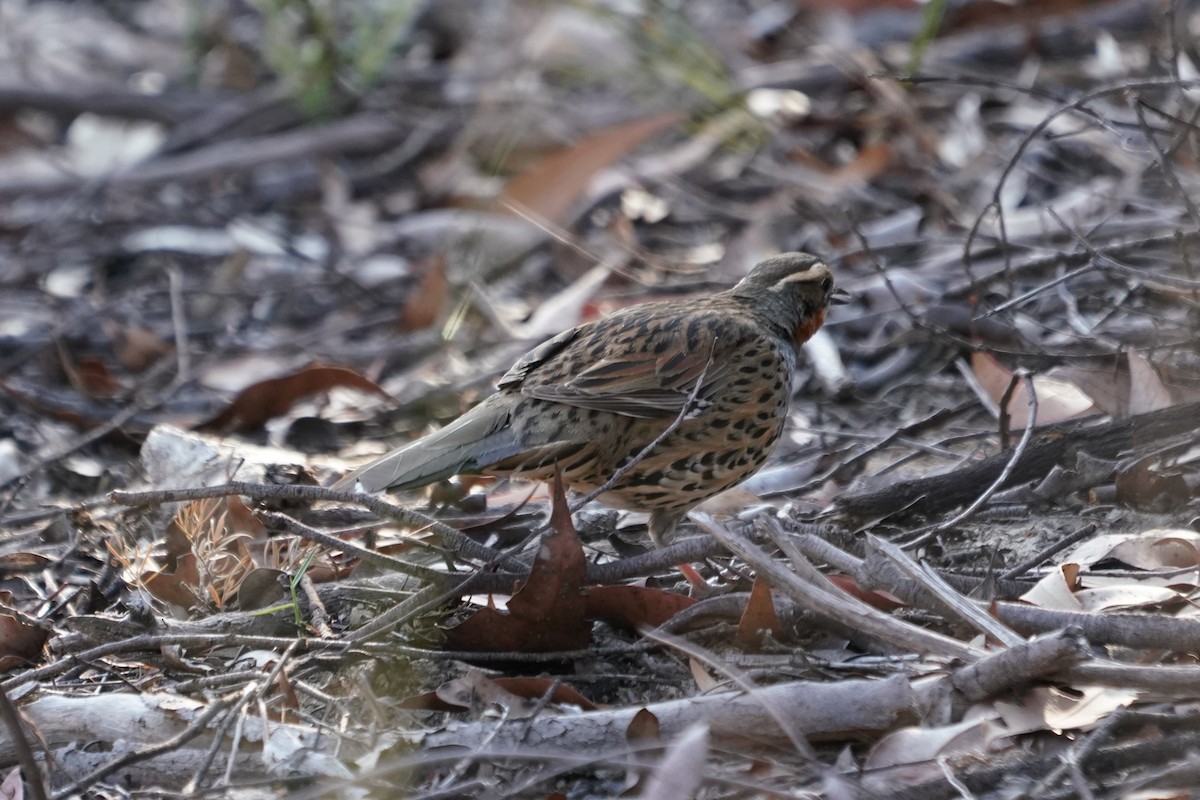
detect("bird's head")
[729,252,847,347]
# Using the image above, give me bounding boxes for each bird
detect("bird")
[333,252,847,545]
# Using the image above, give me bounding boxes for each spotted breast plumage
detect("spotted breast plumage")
[333,252,846,545]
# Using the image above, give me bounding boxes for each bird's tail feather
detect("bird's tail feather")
[331,403,523,493]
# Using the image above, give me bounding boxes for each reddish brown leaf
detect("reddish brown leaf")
[74,356,124,398]
[197,362,392,434]
[626,708,661,744]
[275,667,300,715]
[57,341,123,399]
[1115,457,1191,512]
[828,142,893,189]
[0,608,48,672]
[826,575,906,612]
[396,254,448,333]
[736,575,782,647]
[442,469,591,652]
[584,584,695,631]
[143,553,202,608]
[497,112,682,224]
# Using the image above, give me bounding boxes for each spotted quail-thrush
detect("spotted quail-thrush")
[333,252,846,545]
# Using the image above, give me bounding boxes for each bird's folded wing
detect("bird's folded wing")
[497,328,580,391]
[523,327,732,419]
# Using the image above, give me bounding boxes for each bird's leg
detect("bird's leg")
[648,508,685,547]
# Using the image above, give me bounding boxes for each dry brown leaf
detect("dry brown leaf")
[736,575,782,647]
[0,604,48,671]
[57,340,123,399]
[497,112,682,224]
[1114,457,1190,511]
[442,470,591,652]
[396,254,448,333]
[434,671,541,719]
[103,320,174,372]
[584,584,695,631]
[626,708,661,744]
[826,574,906,611]
[828,142,893,189]
[197,362,392,434]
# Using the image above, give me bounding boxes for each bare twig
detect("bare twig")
[0,685,48,800]
[898,371,1038,548]
[50,691,238,799]
[166,265,191,386]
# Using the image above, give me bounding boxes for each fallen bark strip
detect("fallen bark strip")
[877,728,1200,800]
[0,115,407,197]
[995,603,1200,655]
[423,675,917,752]
[0,84,211,123]
[1,693,351,785]
[835,400,1200,521]
[420,632,1089,753]
[851,542,1200,655]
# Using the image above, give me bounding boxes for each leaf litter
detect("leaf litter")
[3,0,1200,797]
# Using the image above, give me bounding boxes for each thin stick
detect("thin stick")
[0,685,48,800]
[900,372,1039,549]
[996,372,1020,450]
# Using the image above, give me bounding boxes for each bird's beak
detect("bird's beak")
[830,287,851,305]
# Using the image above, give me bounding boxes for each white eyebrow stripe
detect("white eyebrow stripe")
[771,265,828,288]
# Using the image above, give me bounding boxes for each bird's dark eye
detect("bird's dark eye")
[819,276,833,295]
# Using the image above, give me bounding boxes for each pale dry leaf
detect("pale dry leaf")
[1081,569,1200,591]
[804,328,848,393]
[1048,365,1128,416]
[1074,584,1181,613]
[1019,565,1082,611]
[1127,352,1174,415]
[865,717,998,770]
[65,113,164,176]
[638,722,710,800]
[1039,686,1140,733]
[512,261,615,340]
[1067,530,1200,570]
[688,658,719,693]
[969,352,1096,426]
[994,686,1138,737]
